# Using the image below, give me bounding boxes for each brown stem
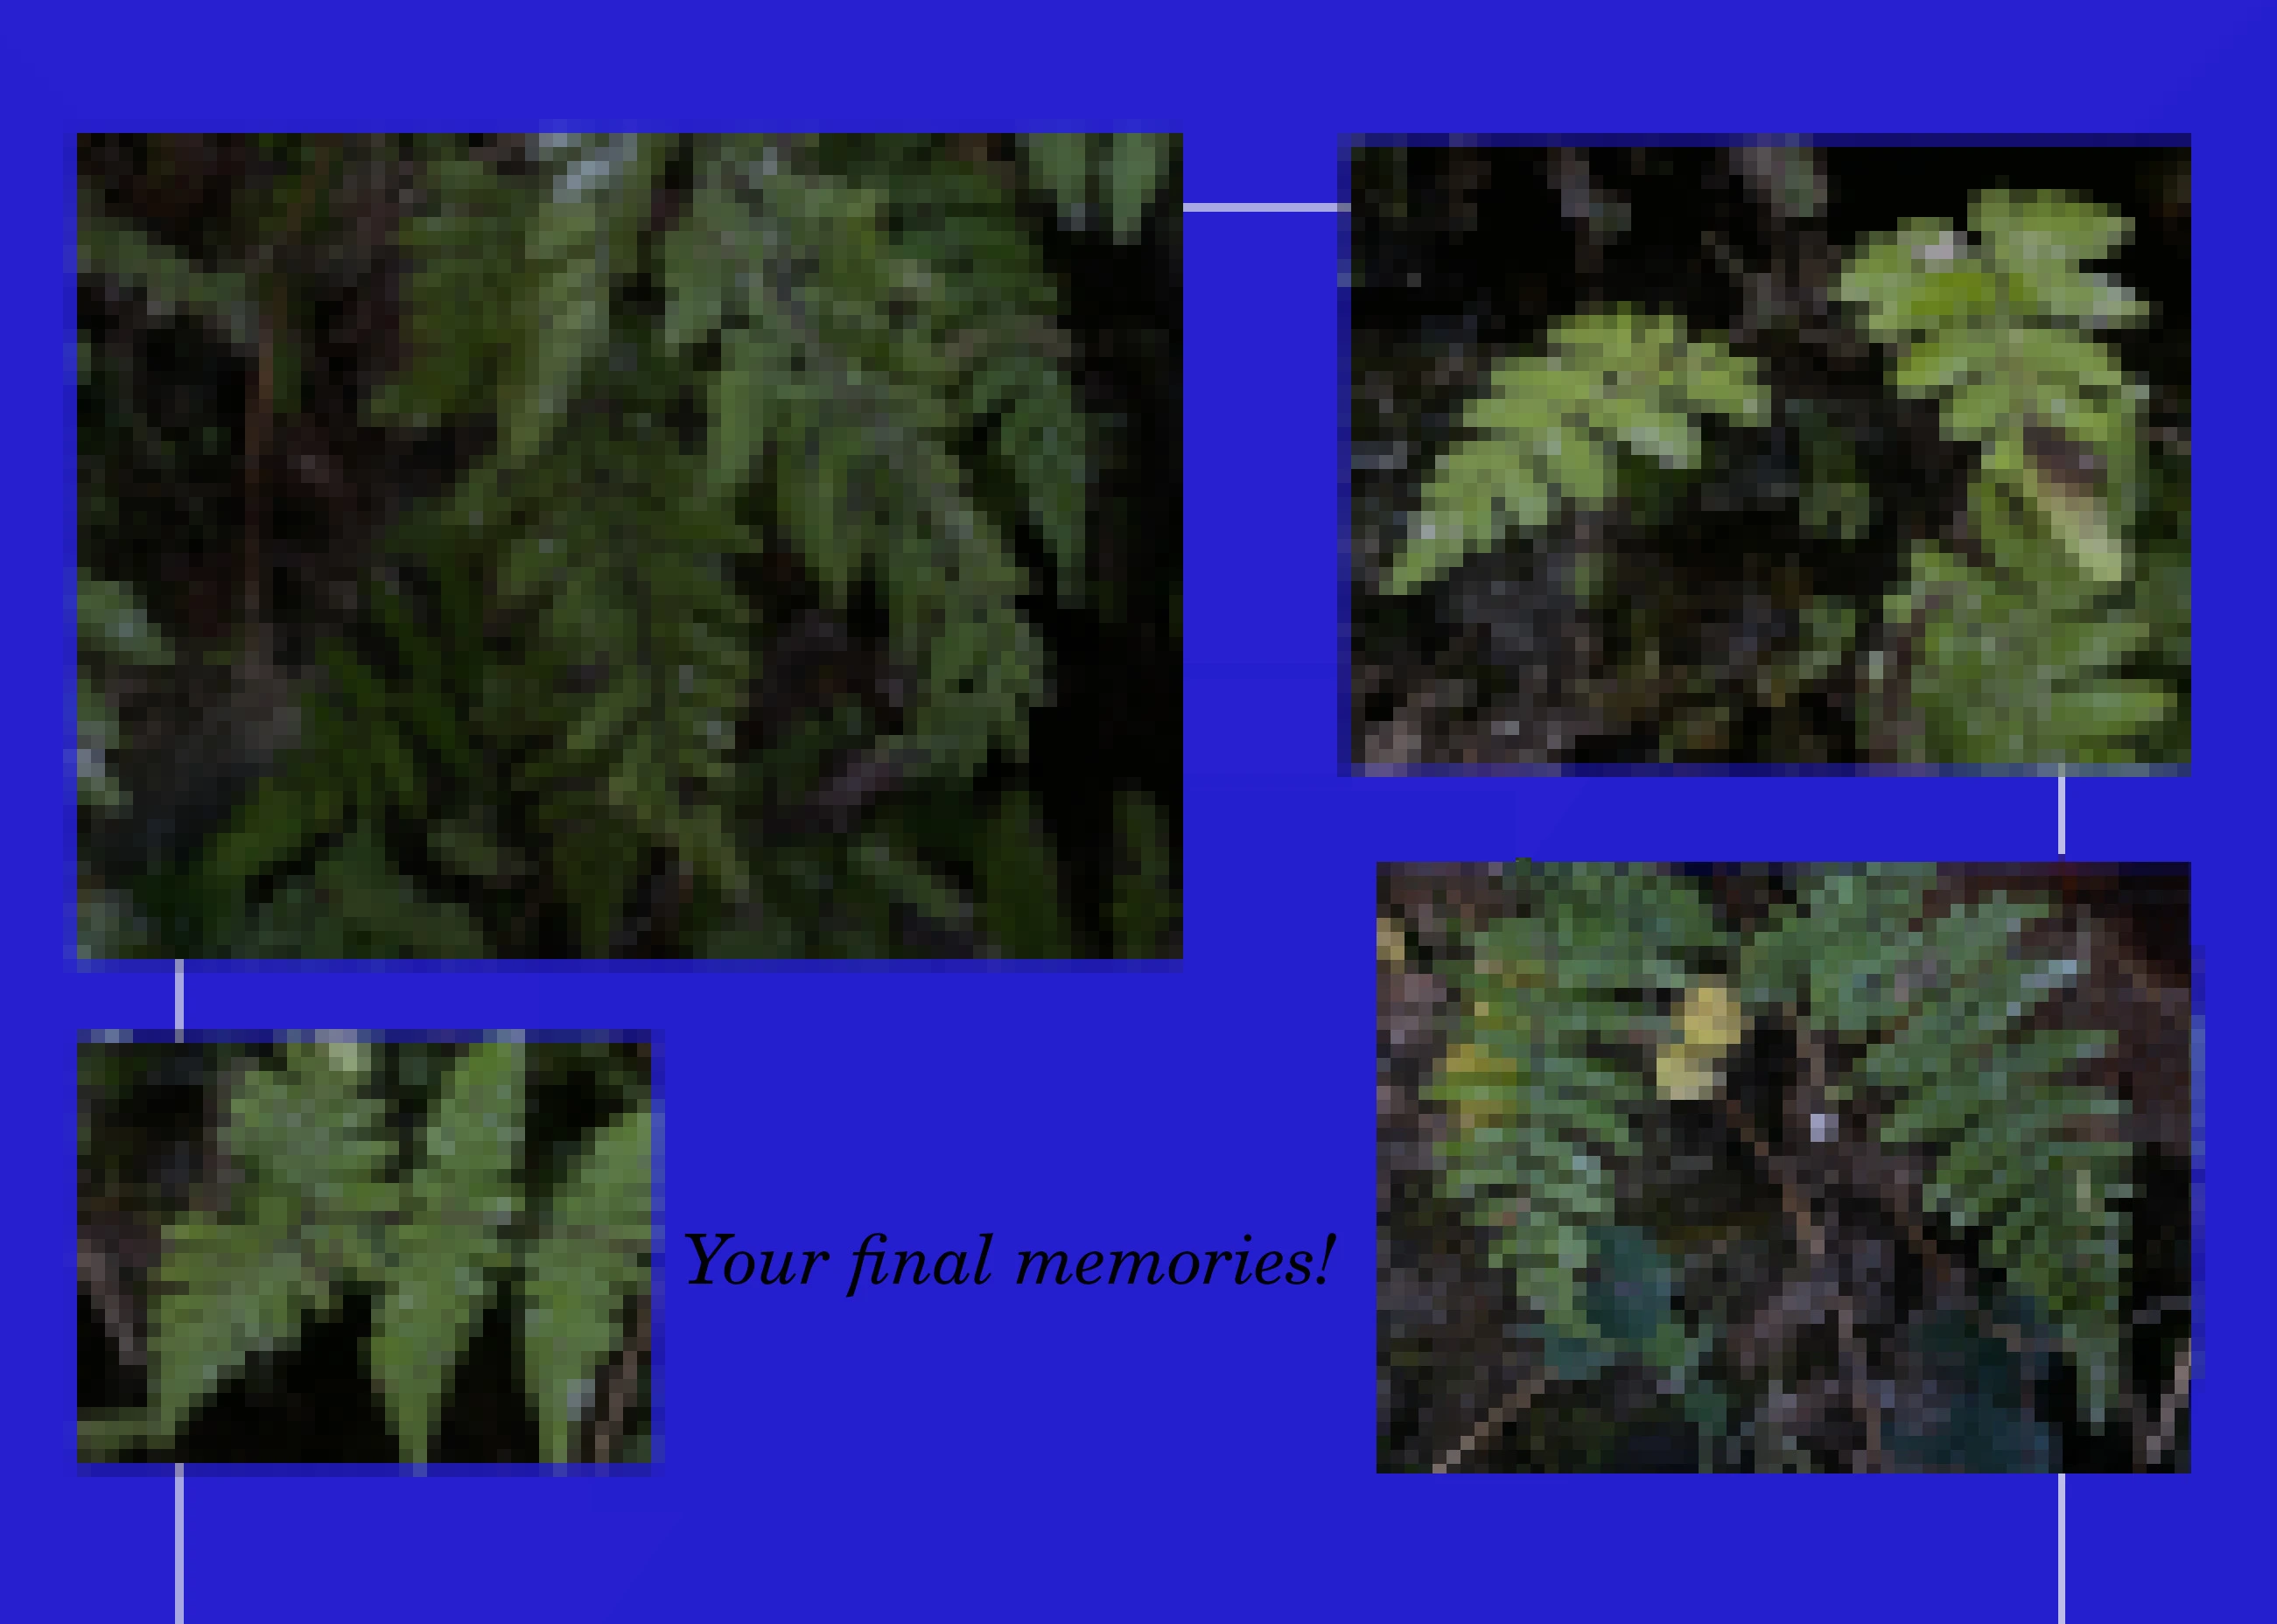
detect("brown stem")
[2145,1340,2192,1466]
[77,1237,145,1368]
[588,1292,650,1466]
[1432,1376,1547,1474]
[1748,1016,1902,1468]
[1720,1086,1823,1261]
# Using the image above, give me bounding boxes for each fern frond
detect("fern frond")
[669,136,1060,778]
[147,1044,394,1445]
[1748,868,2132,1425]
[1017,134,1175,244]
[148,1208,332,1445]
[1837,189,2147,586]
[1428,865,1723,1379]
[78,187,259,352]
[523,1104,652,1464]
[366,1042,526,1463]
[1881,538,2173,766]
[1109,788,1179,957]
[1385,307,1769,595]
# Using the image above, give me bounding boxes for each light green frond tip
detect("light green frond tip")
[1384,307,1768,595]
[1834,189,2147,586]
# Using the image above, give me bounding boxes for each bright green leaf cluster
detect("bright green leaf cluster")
[1384,307,1769,595]
[1837,189,2147,586]
[1371,184,2182,767]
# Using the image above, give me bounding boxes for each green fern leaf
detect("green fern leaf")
[1751,869,2132,1425]
[1103,134,1171,244]
[1887,542,2170,765]
[368,1042,526,1464]
[1836,190,2146,586]
[1016,134,1173,245]
[1019,135,1097,231]
[1430,865,1723,1378]
[1108,788,1178,956]
[976,789,1072,957]
[139,1045,389,1442]
[79,187,259,352]
[149,1208,331,1446]
[239,828,490,957]
[523,1105,652,1464]
[368,150,533,427]
[1386,308,1769,595]
[226,1045,393,1204]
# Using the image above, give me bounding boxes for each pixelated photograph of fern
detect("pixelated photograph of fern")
[79,135,1181,958]
[1378,862,2192,1472]
[1347,144,2189,769]
[79,1036,653,1466]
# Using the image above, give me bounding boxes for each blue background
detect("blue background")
[15,2,2267,1615]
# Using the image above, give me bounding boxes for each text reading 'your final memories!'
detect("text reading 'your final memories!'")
[686,1233,1340,1297]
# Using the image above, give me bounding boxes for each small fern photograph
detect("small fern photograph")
[1348,143,2189,768]
[1379,862,2193,1473]
[79,1037,653,1466]
[79,134,1181,958]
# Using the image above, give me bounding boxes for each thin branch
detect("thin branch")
[78,1237,145,1368]
[1432,1376,1547,1474]
[589,1292,650,1466]
[2145,1339,2192,1466]
[1720,1086,1823,1261]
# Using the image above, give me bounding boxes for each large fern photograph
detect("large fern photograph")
[1379,862,2193,1472]
[79,1037,652,1466]
[79,134,1181,957]
[1349,144,2189,768]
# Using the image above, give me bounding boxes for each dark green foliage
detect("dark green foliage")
[1380,863,2192,1473]
[78,570,171,955]
[1350,146,2189,766]
[78,134,1181,957]
[78,1039,652,1466]
[1426,866,1722,1385]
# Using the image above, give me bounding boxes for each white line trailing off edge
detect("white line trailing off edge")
[2057,1474,2067,1623]
[1183,202,1346,213]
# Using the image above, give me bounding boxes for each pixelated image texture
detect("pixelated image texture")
[79,1038,653,1466]
[1348,145,2189,768]
[79,135,1181,959]
[1378,863,2193,1473]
